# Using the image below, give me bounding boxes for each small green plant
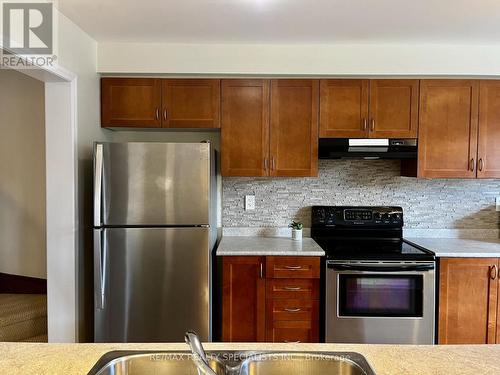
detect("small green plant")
[289,221,303,230]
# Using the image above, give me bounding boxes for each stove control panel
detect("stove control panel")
[312,206,403,227]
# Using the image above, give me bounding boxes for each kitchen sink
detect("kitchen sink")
[88,351,376,375]
[89,351,226,375]
[239,352,374,375]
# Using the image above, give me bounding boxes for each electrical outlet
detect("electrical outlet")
[496,197,500,212]
[245,195,255,210]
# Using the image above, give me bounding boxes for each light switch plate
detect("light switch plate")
[245,195,255,210]
[496,197,500,212]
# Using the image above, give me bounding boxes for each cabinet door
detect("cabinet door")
[369,79,419,138]
[270,80,319,177]
[439,258,498,344]
[319,79,369,138]
[162,79,220,128]
[101,78,161,128]
[222,256,266,342]
[418,80,479,178]
[478,81,500,178]
[221,80,270,177]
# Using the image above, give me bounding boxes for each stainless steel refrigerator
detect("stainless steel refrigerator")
[93,142,219,342]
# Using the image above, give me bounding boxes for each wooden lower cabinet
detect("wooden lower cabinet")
[222,256,320,343]
[439,258,499,344]
[222,256,266,342]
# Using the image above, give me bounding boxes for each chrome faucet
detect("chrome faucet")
[185,331,217,375]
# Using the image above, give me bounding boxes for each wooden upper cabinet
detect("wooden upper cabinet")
[478,81,500,178]
[161,79,220,128]
[221,80,270,177]
[101,78,162,128]
[418,80,479,178]
[439,258,498,344]
[320,80,369,138]
[270,80,319,177]
[222,256,266,342]
[369,79,419,138]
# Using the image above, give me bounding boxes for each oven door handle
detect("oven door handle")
[327,263,435,272]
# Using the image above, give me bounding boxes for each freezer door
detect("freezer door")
[98,142,210,226]
[94,227,210,342]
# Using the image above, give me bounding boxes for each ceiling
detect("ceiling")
[57,0,500,44]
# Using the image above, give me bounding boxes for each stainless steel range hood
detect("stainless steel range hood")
[319,138,417,159]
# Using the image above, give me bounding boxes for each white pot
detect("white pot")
[291,229,302,241]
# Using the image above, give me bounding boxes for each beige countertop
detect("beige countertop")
[216,236,325,256]
[1,342,500,375]
[406,237,500,257]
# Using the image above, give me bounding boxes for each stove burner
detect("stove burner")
[311,206,435,261]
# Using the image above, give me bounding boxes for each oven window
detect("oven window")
[338,275,423,317]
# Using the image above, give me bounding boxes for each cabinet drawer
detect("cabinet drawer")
[268,299,318,322]
[267,320,318,343]
[266,257,320,279]
[267,279,319,300]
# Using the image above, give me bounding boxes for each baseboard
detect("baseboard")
[0,272,47,294]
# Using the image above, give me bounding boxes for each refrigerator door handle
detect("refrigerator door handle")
[94,229,107,309]
[94,143,103,227]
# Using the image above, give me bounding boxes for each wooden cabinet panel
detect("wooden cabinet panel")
[418,80,479,178]
[270,80,319,177]
[221,80,270,177]
[222,256,266,342]
[266,256,320,279]
[320,79,369,138]
[266,320,319,343]
[101,78,161,128]
[267,299,318,322]
[478,81,500,178]
[162,79,220,128]
[439,258,498,344]
[369,79,419,138]
[266,279,319,300]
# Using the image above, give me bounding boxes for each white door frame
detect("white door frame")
[2,47,80,342]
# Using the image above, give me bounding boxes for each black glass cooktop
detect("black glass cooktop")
[315,238,435,261]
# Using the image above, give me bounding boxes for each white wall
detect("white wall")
[98,42,500,76]
[45,11,110,342]
[0,70,46,279]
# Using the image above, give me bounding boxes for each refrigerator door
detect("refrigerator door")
[97,142,210,226]
[94,227,210,342]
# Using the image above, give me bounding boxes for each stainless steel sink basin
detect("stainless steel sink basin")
[239,352,375,375]
[88,351,376,375]
[90,352,226,375]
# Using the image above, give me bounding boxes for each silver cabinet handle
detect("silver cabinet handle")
[93,144,103,227]
[362,118,367,131]
[470,158,475,172]
[284,307,302,312]
[264,158,269,171]
[94,229,107,309]
[163,108,168,120]
[284,265,303,270]
[370,118,375,132]
[479,158,484,172]
[155,107,160,120]
[490,264,498,280]
[284,340,301,343]
[260,262,264,279]
[283,286,302,291]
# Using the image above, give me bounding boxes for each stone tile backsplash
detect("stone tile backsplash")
[222,160,500,229]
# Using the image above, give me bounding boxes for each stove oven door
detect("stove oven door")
[325,261,435,344]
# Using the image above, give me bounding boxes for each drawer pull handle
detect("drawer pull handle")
[284,265,303,270]
[283,286,302,291]
[490,265,498,280]
[284,340,301,343]
[284,307,301,312]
